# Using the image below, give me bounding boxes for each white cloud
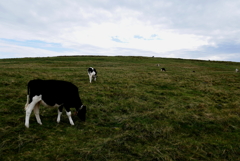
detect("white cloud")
[0,0,240,61]
[0,42,72,58]
[198,53,240,62]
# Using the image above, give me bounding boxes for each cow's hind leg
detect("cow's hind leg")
[57,105,63,123]
[25,95,42,128]
[34,102,42,125]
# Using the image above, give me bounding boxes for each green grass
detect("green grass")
[0,56,240,160]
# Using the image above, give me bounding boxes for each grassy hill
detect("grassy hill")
[0,56,240,160]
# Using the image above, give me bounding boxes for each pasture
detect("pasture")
[0,56,240,160]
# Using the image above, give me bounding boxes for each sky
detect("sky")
[0,0,240,62]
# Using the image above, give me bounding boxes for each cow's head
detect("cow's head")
[77,105,86,121]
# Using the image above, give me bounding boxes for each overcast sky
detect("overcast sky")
[1,0,240,62]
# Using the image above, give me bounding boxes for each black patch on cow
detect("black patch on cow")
[88,67,97,75]
[161,68,166,71]
[27,79,86,121]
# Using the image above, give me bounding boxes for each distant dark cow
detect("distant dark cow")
[161,68,166,72]
[24,79,86,128]
[88,67,97,83]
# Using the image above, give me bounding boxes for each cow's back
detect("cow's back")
[28,80,81,107]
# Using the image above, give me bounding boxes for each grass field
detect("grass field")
[0,56,240,160]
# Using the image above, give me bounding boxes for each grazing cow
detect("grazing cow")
[236,68,239,72]
[88,67,97,83]
[161,68,166,72]
[24,79,86,128]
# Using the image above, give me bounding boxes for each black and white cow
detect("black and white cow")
[24,79,86,128]
[161,68,166,72]
[88,67,97,83]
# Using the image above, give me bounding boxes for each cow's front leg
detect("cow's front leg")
[65,107,74,125]
[89,75,92,83]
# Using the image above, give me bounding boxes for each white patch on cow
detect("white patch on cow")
[40,100,62,108]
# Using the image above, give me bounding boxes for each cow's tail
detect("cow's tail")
[24,84,30,110]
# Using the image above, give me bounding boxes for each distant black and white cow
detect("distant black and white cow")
[24,79,86,128]
[88,67,97,83]
[161,68,166,72]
